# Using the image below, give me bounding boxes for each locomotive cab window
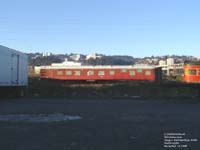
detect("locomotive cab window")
[98,71,105,76]
[109,70,115,75]
[129,70,135,76]
[57,70,63,75]
[87,70,94,76]
[145,70,151,76]
[189,69,196,75]
[66,70,72,76]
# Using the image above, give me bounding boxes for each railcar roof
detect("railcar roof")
[184,63,200,66]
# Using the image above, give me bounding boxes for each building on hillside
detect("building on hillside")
[51,59,82,67]
[86,54,102,60]
[166,58,174,66]
[69,54,81,61]
[159,60,166,66]
[42,52,52,57]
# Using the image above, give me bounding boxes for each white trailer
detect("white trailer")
[0,45,28,97]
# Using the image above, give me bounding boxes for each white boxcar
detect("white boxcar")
[0,45,28,96]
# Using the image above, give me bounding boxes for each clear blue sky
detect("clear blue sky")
[0,0,200,57]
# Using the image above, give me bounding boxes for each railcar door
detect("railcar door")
[155,67,162,83]
[11,53,19,85]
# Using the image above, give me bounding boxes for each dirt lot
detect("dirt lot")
[0,98,199,150]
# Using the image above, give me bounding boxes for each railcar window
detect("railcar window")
[87,70,94,76]
[109,70,115,75]
[129,70,135,76]
[74,70,81,76]
[66,70,72,76]
[137,69,142,73]
[145,70,151,76]
[188,69,196,75]
[98,71,105,76]
[121,69,127,73]
[57,70,63,75]
[177,69,184,75]
[198,69,200,75]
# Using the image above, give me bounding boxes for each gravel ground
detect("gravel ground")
[0,98,199,150]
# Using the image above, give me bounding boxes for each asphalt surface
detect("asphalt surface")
[0,98,199,150]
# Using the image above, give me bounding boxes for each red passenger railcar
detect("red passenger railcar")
[182,64,200,83]
[40,66,162,82]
